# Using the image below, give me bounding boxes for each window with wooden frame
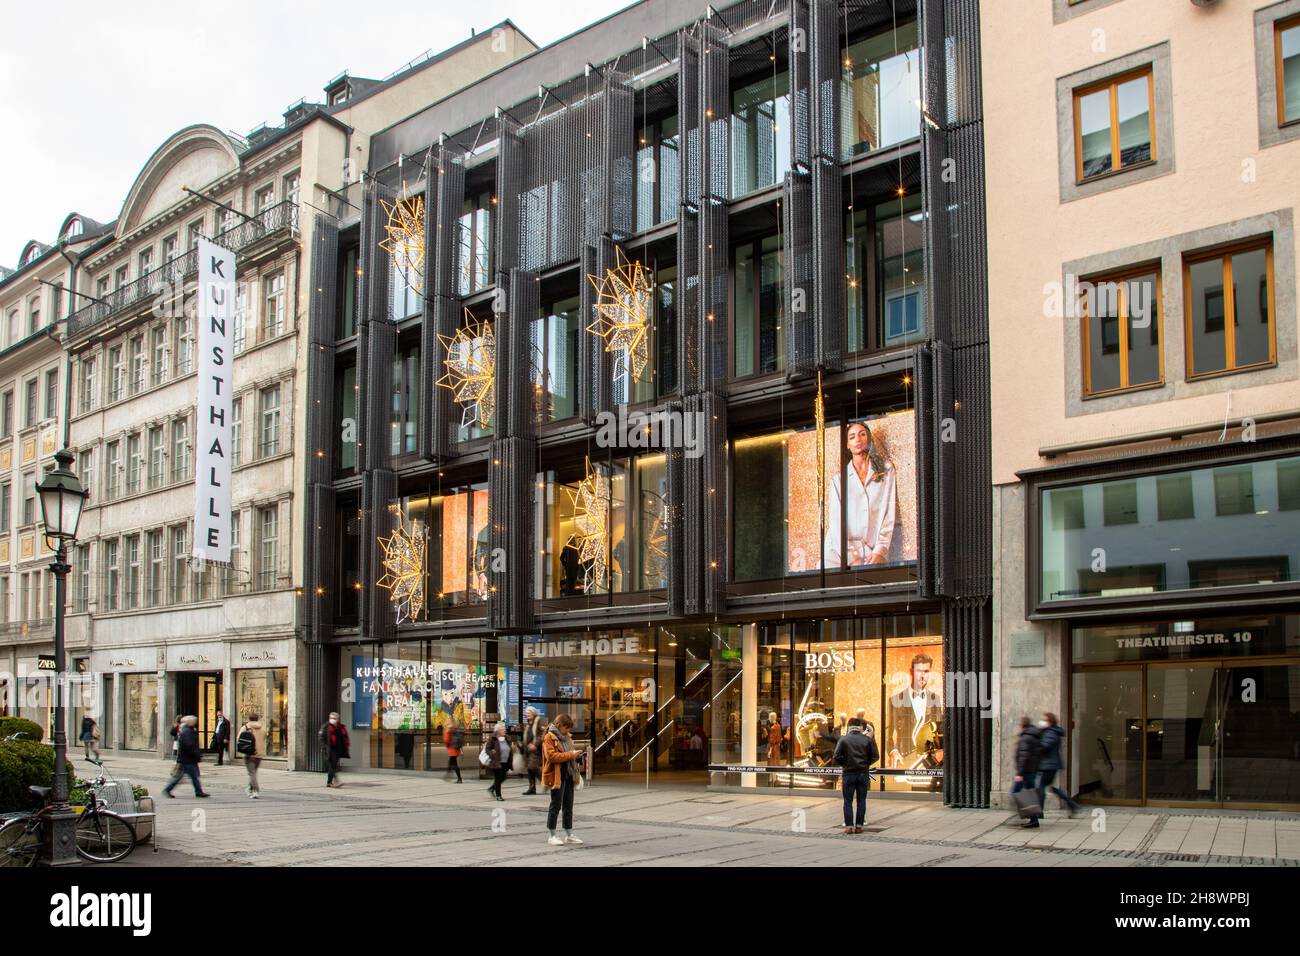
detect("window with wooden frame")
[1277,15,1300,127]
[1184,239,1276,379]
[1073,67,1155,182]
[1079,265,1162,397]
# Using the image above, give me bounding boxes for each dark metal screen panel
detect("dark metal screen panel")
[488,437,537,631]
[418,174,437,460]
[676,207,701,395]
[681,393,705,615]
[307,215,339,484]
[362,468,398,643]
[677,30,701,209]
[699,197,729,394]
[811,155,844,370]
[364,180,395,326]
[433,149,466,296]
[700,21,729,203]
[790,0,812,170]
[701,390,728,614]
[810,0,842,163]
[304,642,339,772]
[592,238,617,418]
[577,243,599,423]
[430,293,459,459]
[664,400,685,617]
[497,268,540,440]
[603,73,636,241]
[363,316,395,473]
[913,344,936,599]
[496,119,522,274]
[942,598,992,808]
[783,170,815,378]
[309,483,337,641]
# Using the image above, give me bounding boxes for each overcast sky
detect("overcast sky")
[0,0,633,265]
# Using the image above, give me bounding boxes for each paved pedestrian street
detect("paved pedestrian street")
[94,754,1300,867]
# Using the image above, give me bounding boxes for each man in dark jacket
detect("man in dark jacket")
[832,718,880,834]
[163,716,210,799]
[1012,716,1044,828]
[211,710,231,766]
[321,712,350,788]
[1037,712,1081,818]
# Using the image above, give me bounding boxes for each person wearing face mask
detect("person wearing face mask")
[1037,712,1081,818]
[319,711,351,788]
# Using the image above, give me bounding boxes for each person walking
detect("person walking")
[211,710,232,767]
[1037,712,1081,818]
[522,706,546,795]
[481,723,512,801]
[163,716,210,799]
[320,712,350,788]
[1012,715,1045,828]
[79,715,101,762]
[443,722,464,783]
[542,713,584,846]
[236,713,266,798]
[169,714,182,761]
[832,717,879,834]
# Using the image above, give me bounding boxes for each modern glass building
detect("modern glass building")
[301,0,993,805]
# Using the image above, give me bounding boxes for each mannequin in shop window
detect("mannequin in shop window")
[766,712,784,765]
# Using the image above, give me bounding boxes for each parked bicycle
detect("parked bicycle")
[0,759,137,866]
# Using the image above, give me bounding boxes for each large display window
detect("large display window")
[1039,454,1300,604]
[732,411,918,582]
[1070,612,1300,808]
[235,667,288,758]
[124,673,159,752]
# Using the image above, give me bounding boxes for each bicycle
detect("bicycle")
[0,760,138,866]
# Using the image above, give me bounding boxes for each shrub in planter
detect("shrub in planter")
[0,716,44,743]
[0,739,73,813]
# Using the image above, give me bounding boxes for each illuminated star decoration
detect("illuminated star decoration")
[566,457,611,593]
[379,193,426,297]
[376,504,427,624]
[587,246,652,398]
[436,311,496,430]
[642,492,669,585]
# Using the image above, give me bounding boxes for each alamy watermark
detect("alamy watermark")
[594,406,704,459]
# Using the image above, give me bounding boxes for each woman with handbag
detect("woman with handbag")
[480,722,512,801]
[79,715,101,761]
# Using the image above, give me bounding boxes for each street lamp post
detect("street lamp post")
[36,448,88,866]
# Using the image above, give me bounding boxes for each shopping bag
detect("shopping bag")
[1012,788,1042,819]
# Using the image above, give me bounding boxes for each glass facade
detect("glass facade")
[1070,613,1300,807]
[388,487,491,614]
[532,297,580,422]
[731,73,791,198]
[842,21,921,158]
[1040,455,1300,603]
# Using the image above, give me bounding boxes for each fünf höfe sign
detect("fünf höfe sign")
[193,239,235,564]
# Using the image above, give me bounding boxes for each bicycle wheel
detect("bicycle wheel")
[74,809,137,863]
[0,816,42,867]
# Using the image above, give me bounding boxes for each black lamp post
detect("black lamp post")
[36,448,88,866]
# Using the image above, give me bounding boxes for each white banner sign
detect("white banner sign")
[193,238,235,563]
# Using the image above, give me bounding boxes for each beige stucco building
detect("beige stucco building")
[985,0,1300,810]
[47,23,534,766]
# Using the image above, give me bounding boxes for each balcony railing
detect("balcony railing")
[70,199,299,339]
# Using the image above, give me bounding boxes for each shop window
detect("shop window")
[1073,67,1155,182]
[536,455,667,598]
[390,344,420,457]
[1039,455,1300,604]
[841,21,921,158]
[393,486,490,611]
[846,197,929,354]
[531,296,580,423]
[236,668,288,758]
[1184,240,1275,378]
[731,72,791,198]
[1279,460,1300,511]
[1080,267,1161,396]
[124,674,159,751]
[634,114,680,231]
[389,239,422,321]
[733,235,784,378]
[1277,16,1300,126]
[732,413,917,582]
[338,246,358,338]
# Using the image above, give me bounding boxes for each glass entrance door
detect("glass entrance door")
[1144,664,1221,805]
[1221,661,1300,806]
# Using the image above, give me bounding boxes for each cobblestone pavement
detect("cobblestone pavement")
[91,753,1300,867]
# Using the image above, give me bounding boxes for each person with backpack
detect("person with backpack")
[1012,715,1045,828]
[79,715,101,761]
[832,717,880,834]
[236,713,266,798]
[443,722,464,783]
[1037,712,1081,818]
[320,712,350,788]
[480,722,512,801]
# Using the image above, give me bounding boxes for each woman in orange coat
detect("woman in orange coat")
[541,713,584,847]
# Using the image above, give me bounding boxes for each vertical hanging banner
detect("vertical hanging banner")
[193,238,235,563]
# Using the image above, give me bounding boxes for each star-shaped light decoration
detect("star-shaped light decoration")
[642,494,669,586]
[376,504,427,624]
[436,311,496,430]
[587,246,652,396]
[566,457,611,593]
[379,194,426,297]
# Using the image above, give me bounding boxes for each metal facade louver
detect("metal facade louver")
[418,171,438,461]
[487,437,537,631]
[307,215,339,487]
[664,401,686,617]
[362,468,398,643]
[790,0,813,170]
[310,483,337,642]
[496,269,540,440]
[430,148,465,461]
[783,169,816,377]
